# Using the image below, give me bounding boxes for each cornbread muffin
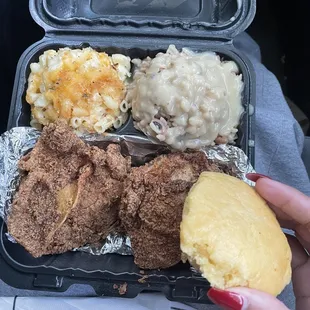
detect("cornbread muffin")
[180,172,292,296]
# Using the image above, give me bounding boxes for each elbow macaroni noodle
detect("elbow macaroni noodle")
[26,47,131,134]
[27,45,243,150]
[126,45,244,150]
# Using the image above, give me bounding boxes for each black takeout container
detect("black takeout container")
[1,0,256,303]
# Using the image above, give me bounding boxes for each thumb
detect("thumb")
[207,287,289,310]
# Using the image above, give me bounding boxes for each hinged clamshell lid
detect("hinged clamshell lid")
[30,0,256,40]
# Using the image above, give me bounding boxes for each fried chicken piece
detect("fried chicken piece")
[7,121,130,257]
[130,225,182,269]
[120,152,232,269]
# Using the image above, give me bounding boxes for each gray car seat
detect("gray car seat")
[302,137,310,177]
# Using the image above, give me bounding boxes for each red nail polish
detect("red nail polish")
[246,173,271,182]
[207,288,244,310]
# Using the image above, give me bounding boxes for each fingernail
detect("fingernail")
[246,173,271,182]
[207,288,245,310]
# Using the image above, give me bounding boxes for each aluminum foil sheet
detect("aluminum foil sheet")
[0,127,255,256]
[0,127,40,221]
[75,233,132,255]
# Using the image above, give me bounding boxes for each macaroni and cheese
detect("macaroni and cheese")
[126,45,244,150]
[26,47,131,134]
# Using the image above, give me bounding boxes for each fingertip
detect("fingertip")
[207,287,245,310]
[246,173,271,182]
[226,287,289,310]
[254,177,290,200]
[255,177,309,205]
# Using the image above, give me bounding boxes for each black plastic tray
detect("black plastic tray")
[2,0,256,303]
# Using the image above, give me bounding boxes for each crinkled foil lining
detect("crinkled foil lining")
[0,127,254,256]
[0,128,40,222]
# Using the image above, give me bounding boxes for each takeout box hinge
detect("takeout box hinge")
[33,274,64,289]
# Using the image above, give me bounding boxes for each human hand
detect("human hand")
[207,174,310,310]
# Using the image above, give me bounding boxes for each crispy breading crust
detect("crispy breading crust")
[120,152,232,269]
[8,121,130,257]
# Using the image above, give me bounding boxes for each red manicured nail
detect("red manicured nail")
[207,288,244,310]
[246,173,271,182]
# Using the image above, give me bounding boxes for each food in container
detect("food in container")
[126,45,244,150]
[7,121,131,257]
[180,172,292,296]
[3,0,256,302]
[119,152,234,269]
[26,47,131,134]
